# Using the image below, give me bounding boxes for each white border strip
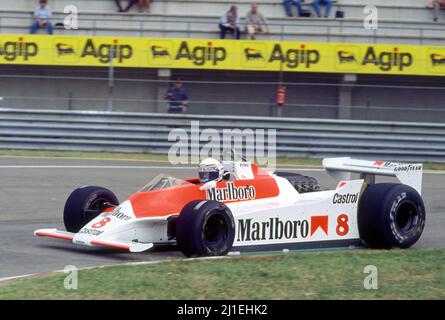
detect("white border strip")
[0,256,228,283]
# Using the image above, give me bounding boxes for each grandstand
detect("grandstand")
[0,0,445,123]
[0,0,444,44]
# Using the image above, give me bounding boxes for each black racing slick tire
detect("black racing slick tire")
[358,183,426,249]
[176,200,236,257]
[63,186,119,233]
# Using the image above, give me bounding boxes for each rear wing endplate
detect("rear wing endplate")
[322,157,423,195]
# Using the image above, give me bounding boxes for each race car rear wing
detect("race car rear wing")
[322,157,423,194]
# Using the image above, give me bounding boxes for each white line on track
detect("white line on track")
[0,273,39,282]
[0,256,227,283]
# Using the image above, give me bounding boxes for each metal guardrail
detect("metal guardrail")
[1,108,445,162]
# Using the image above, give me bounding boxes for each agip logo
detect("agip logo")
[149,40,227,67]
[431,53,445,66]
[80,38,133,64]
[53,37,80,63]
[428,48,445,73]
[361,46,412,71]
[148,40,174,65]
[0,37,38,62]
[335,45,360,71]
[175,41,227,66]
[338,50,357,63]
[241,42,267,68]
[268,43,320,69]
[245,48,264,60]
[151,45,170,58]
[57,43,75,55]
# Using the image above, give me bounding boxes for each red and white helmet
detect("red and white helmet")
[198,158,224,183]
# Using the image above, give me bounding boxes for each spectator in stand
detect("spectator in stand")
[427,0,445,21]
[245,3,270,40]
[116,0,151,13]
[219,5,241,39]
[312,0,332,18]
[165,79,189,114]
[283,0,304,17]
[30,0,53,34]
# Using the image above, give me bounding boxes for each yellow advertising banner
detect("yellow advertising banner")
[1,34,445,76]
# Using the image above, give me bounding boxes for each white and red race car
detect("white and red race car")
[34,157,426,256]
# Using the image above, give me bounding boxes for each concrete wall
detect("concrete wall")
[1,65,445,122]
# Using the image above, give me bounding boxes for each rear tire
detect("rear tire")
[358,183,426,249]
[63,186,119,233]
[176,200,235,257]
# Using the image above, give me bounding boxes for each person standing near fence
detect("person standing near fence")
[30,0,53,34]
[164,79,189,114]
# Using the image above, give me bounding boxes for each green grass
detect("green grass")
[1,249,443,300]
[1,149,444,170]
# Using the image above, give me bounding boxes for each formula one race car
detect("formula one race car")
[34,157,426,257]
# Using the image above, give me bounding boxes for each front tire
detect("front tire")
[358,183,426,249]
[64,186,119,233]
[176,200,235,257]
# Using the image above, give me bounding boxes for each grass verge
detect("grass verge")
[1,249,443,299]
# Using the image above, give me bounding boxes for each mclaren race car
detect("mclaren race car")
[34,157,426,257]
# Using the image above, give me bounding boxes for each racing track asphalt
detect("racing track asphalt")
[0,157,444,279]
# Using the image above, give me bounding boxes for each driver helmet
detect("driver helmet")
[199,158,224,183]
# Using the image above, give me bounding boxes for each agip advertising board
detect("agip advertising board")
[1,34,445,76]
